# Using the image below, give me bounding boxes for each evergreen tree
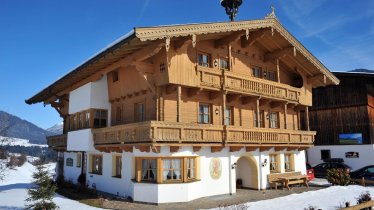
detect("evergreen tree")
[25,164,58,210]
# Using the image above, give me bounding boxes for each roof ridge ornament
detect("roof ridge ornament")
[265,5,277,19]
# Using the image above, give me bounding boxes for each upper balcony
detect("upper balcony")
[47,134,67,151]
[92,121,315,150]
[197,66,301,103]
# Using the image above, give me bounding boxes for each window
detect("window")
[265,70,276,81]
[198,53,211,67]
[252,66,262,78]
[113,156,122,178]
[224,106,233,125]
[93,110,107,128]
[284,153,294,172]
[141,159,157,182]
[162,158,182,181]
[112,71,119,82]
[269,112,278,128]
[85,112,90,128]
[187,157,196,180]
[220,58,229,70]
[72,115,77,130]
[78,113,83,129]
[76,153,82,168]
[269,154,279,173]
[198,104,211,124]
[90,155,103,175]
[321,150,331,160]
[135,102,145,122]
[136,156,198,183]
[253,110,264,128]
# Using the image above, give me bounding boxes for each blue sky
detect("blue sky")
[0,0,373,129]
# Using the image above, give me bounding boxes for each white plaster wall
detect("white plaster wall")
[307,145,374,170]
[68,146,306,203]
[69,83,91,114]
[86,152,132,198]
[67,129,96,152]
[294,150,307,174]
[68,75,111,125]
[63,152,82,183]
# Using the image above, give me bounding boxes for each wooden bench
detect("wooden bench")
[268,172,308,190]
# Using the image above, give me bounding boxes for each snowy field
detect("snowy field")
[1,162,374,210]
[0,136,47,147]
[0,162,100,210]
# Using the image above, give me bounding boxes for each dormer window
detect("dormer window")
[198,53,211,67]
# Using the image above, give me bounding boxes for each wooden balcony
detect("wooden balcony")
[197,66,301,102]
[47,134,67,151]
[92,121,315,147]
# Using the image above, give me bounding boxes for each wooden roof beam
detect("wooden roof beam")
[307,74,327,85]
[241,29,269,48]
[270,101,286,109]
[174,38,192,52]
[264,46,295,62]
[187,87,203,97]
[215,31,245,48]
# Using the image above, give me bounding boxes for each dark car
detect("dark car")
[350,165,374,181]
[313,160,352,178]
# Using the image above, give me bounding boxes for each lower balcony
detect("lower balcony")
[92,121,315,149]
[47,134,67,151]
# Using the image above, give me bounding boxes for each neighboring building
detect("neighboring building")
[308,71,374,170]
[26,12,338,203]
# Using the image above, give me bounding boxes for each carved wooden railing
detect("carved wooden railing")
[47,134,67,149]
[197,66,301,102]
[92,121,315,146]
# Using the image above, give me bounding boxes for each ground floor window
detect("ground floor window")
[136,156,199,183]
[321,150,331,160]
[112,155,122,178]
[269,154,280,173]
[284,153,294,172]
[89,154,103,175]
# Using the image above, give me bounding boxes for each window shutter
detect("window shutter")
[276,154,281,173]
[290,153,295,171]
[135,158,142,182]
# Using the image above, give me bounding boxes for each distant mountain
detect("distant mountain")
[46,122,63,135]
[348,69,374,73]
[0,111,54,144]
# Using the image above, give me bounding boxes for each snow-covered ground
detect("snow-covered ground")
[0,162,101,210]
[1,163,374,210]
[210,182,374,210]
[0,136,47,147]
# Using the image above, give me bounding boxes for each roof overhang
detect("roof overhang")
[26,17,339,105]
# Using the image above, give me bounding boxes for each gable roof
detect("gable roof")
[26,17,339,105]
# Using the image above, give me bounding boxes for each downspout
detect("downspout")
[258,151,263,190]
[229,151,233,195]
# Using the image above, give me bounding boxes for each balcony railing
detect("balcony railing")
[47,134,67,150]
[197,66,301,102]
[92,121,315,146]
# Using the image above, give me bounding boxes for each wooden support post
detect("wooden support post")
[177,85,181,122]
[276,59,280,83]
[228,44,232,71]
[222,92,227,125]
[284,103,288,129]
[305,106,310,131]
[297,110,301,130]
[256,98,260,127]
[156,86,159,121]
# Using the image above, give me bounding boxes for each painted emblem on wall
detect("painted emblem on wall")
[209,158,222,180]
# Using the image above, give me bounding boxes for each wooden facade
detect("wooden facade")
[26,16,338,152]
[310,72,374,145]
